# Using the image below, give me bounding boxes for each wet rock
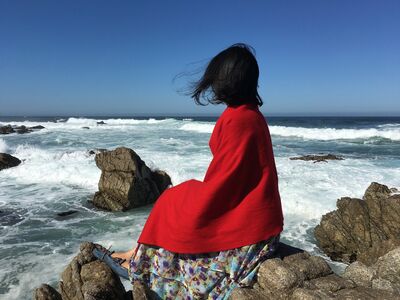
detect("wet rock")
[90,147,172,211]
[59,242,126,300]
[33,284,62,300]
[289,154,344,163]
[0,209,24,226]
[30,125,45,130]
[56,210,78,217]
[0,125,15,134]
[314,182,400,265]
[15,125,32,134]
[0,153,21,171]
[97,121,106,125]
[82,127,90,129]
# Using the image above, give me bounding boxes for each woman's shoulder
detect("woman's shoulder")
[221,103,263,126]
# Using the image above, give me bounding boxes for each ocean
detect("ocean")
[1,115,400,299]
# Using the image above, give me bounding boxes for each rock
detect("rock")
[0,209,24,226]
[97,121,106,125]
[372,247,400,293]
[59,242,126,300]
[33,284,62,300]
[0,153,21,171]
[314,182,400,265]
[289,154,344,163]
[231,242,400,299]
[82,127,90,129]
[56,210,78,217]
[343,261,374,287]
[0,125,15,134]
[90,147,172,211]
[15,125,32,134]
[30,125,45,130]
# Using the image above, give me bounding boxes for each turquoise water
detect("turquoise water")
[1,116,400,299]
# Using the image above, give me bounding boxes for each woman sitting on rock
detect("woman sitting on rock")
[93,43,284,300]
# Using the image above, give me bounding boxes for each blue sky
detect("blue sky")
[0,0,399,116]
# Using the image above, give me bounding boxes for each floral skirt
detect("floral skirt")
[128,234,280,300]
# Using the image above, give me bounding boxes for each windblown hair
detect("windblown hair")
[190,43,263,107]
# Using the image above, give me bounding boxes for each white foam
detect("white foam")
[269,125,400,141]
[1,144,100,189]
[0,138,8,153]
[179,123,214,133]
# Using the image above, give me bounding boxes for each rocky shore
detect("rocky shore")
[30,148,400,299]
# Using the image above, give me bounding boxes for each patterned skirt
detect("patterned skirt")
[128,234,280,300]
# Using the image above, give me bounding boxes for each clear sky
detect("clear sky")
[0,0,399,116]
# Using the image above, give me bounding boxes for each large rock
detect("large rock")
[0,153,21,171]
[59,242,126,300]
[33,284,62,300]
[230,243,399,299]
[314,182,400,265]
[343,247,400,295]
[34,242,150,300]
[90,147,172,211]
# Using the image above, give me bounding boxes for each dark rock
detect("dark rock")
[290,154,344,163]
[0,125,15,134]
[15,125,32,134]
[82,127,90,129]
[59,242,126,300]
[90,147,172,211]
[0,153,21,171]
[56,210,78,217]
[314,182,400,265]
[30,125,45,130]
[0,209,24,226]
[33,284,62,300]
[97,121,106,125]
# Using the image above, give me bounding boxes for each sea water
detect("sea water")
[1,115,400,299]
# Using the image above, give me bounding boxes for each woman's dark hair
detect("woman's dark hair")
[190,43,263,107]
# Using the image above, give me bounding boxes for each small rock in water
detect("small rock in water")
[0,153,21,171]
[0,209,24,226]
[97,121,106,125]
[15,125,32,134]
[82,126,90,129]
[30,125,45,130]
[0,125,15,134]
[56,210,78,217]
[290,153,344,163]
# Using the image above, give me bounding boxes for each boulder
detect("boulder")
[0,153,21,171]
[34,284,62,300]
[0,125,15,134]
[314,182,400,265]
[59,242,127,300]
[15,125,32,134]
[34,242,150,300]
[230,243,399,299]
[289,154,343,163]
[90,147,172,211]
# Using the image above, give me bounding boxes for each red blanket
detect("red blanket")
[137,103,284,253]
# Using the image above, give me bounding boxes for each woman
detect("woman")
[93,43,284,300]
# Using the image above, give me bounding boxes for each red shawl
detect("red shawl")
[137,102,284,253]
